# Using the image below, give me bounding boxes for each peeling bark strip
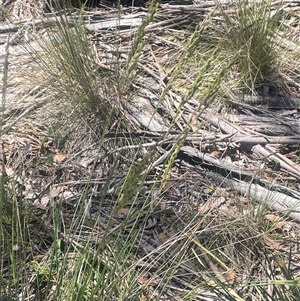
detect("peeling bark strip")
[196,169,300,222]
[252,145,300,179]
[85,17,143,31]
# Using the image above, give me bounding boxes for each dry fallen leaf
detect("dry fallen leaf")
[210,151,221,157]
[264,236,285,251]
[117,208,130,215]
[161,179,177,192]
[198,197,225,214]
[224,270,236,285]
[265,214,281,222]
[53,153,66,163]
[265,214,285,230]
[198,202,212,214]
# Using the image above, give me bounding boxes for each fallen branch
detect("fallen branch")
[195,168,300,222]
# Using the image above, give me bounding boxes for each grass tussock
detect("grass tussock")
[217,0,283,93]
[175,0,300,99]
[33,11,119,128]
[1,0,300,300]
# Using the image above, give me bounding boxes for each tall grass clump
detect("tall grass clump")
[217,0,283,93]
[30,0,160,132]
[31,7,119,130]
[178,0,300,98]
